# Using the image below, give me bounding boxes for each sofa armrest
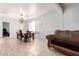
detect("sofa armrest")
[46,34,56,47]
[46,34,56,40]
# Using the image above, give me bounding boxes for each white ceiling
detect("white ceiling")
[0,3,57,20]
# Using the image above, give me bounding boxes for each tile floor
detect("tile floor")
[0,37,65,56]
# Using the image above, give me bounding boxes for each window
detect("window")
[29,22,35,31]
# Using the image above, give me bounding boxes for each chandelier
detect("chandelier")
[19,13,24,23]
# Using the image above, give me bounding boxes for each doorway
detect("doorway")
[3,22,10,37]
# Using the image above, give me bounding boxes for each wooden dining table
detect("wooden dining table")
[17,31,35,42]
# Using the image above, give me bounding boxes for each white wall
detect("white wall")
[25,8,63,39]
[25,3,79,39]
[63,3,79,30]
[0,21,2,37]
[3,3,79,39]
[0,15,25,38]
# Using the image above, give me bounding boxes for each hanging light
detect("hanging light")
[19,13,24,23]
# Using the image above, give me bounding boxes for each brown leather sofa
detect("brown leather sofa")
[46,30,79,56]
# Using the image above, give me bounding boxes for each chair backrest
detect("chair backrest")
[19,30,23,37]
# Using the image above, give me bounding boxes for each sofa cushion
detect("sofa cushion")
[55,30,72,41]
[71,31,79,44]
[52,39,79,52]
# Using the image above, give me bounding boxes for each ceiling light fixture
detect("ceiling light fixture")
[19,13,24,23]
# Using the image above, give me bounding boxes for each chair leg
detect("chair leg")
[24,38,27,42]
[20,37,22,41]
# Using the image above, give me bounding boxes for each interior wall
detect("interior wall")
[0,21,2,37]
[0,4,64,39]
[0,16,25,38]
[25,8,63,39]
[63,3,79,30]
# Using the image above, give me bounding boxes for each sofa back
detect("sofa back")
[55,30,79,44]
[71,31,79,44]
